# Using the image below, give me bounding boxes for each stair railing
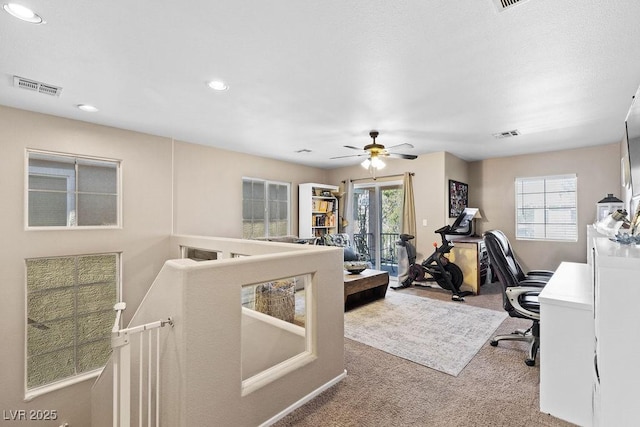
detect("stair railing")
[111,302,174,427]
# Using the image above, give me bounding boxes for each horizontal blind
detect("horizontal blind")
[28,151,120,227]
[515,174,577,241]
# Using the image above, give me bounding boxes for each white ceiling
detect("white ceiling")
[2,0,640,168]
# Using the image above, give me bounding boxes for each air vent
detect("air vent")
[493,129,520,139]
[492,0,529,12]
[13,76,62,96]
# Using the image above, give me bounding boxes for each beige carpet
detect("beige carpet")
[344,291,507,376]
[273,280,576,427]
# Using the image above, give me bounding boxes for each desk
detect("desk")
[448,237,489,295]
[539,261,593,427]
[343,269,389,306]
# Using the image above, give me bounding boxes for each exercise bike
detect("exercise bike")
[392,209,477,301]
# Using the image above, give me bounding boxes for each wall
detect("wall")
[469,143,622,271]
[172,141,329,237]
[328,152,452,260]
[0,104,624,423]
[0,106,330,426]
[0,106,174,426]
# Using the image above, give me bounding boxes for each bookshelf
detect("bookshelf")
[299,183,339,239]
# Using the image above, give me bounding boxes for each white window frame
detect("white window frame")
[515,174,578,242]
[25,149,122,230]
[24,252,122,400]
[242,177,291,239]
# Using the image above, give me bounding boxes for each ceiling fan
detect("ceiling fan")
[331,130,418,172]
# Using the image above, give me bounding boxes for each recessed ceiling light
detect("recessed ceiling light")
[77,104,99,113]
[3,3,44,24]
[207,80,229,91]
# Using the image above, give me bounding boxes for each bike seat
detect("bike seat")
[399,234,415,241]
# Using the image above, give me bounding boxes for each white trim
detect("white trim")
[258,370,347,427]
[24,252,121,398]
[514,174,578,242]
[25,368,102,401]
[25,148,122,229]
[242,177,292,238]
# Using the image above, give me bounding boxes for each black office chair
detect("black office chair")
[483,230,554,366]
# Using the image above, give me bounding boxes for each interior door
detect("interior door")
[352,181,403,276]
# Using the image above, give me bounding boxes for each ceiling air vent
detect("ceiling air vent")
[493,129,520,139]
[492,0,529,12]
[13,76,62,97]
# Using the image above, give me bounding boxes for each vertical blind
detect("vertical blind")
[242,178,290,238]
[515,174,577,241]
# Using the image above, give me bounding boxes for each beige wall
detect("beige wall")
[0,106,330,426]
[327,151,472,260]
[328,143,621,271]
[0,104,624,424]
[469,143,622,271]
[0,106,174,426]
[172,141,328,237]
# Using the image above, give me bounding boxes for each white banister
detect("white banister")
[111,302,173,427]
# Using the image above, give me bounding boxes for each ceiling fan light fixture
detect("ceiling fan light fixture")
[3,3,44,24]
[361,156,385,171]
[371,156,385,169]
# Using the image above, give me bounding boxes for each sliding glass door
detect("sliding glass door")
[352,181,403,276]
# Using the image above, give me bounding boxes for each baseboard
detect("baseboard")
[259,369,348,426]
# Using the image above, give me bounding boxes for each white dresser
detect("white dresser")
[539,261,593,427]
[592,237,640,427]
[540,237,640,427]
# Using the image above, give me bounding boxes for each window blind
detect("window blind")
[515,174,577,241]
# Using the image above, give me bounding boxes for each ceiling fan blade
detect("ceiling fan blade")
[386,143,414,151]
[344,145,364,151]
[330,153,369,159]
[386,153,418,160]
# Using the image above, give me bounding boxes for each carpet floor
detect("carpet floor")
[273,279,576,427]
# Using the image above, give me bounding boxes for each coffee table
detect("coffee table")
[343,269,389,307]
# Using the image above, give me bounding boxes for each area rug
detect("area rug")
[344,291,508,376]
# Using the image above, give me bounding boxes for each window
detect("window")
[27,150,120,228]
[181,246,219,261]
[26,253,120,395]
[515,174,577,241]
[242,178,290,239]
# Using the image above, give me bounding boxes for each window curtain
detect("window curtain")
[342,180,354,236]
[402,172,416,246]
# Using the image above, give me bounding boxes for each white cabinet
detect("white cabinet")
[592,238,640,427]
[298,183,339,239]
[539,262,593,427]
[538,235,640,427]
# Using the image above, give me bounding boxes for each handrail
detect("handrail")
[354,232,400,267]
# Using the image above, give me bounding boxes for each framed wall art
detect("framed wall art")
[449,180,468,218]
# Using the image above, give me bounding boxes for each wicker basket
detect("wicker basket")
[254,280,295,323]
